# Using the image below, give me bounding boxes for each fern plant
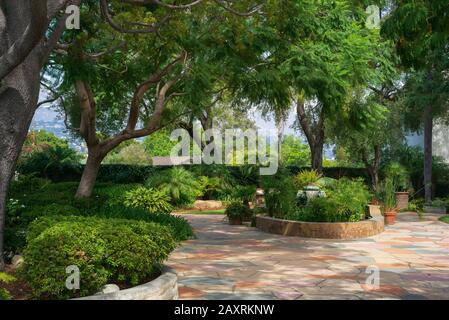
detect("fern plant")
[294,170,322,189]
[124,187,173,214]
[146,167,202,206]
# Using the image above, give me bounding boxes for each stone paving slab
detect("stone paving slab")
[167,212,449,300]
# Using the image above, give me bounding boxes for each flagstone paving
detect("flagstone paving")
[166,213,449,300]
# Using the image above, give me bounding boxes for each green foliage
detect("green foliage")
[103,142,151,165]
[261,168,297,218]
[439,216,449,224]
[146,167,202,207]
[123,187,173,214]
[9,174,50,195]
[384,162,411,192]
[281,135,310,166]
[18,145,82,179]
[294,170,321,189]
[197,176,222,200]
[287,178,370,222]
[232,185,256,207]
[143,129,179,158]
[22,217,176,299]
[0,272,15,300]
[382,178,397,211]
[225,202,249,219]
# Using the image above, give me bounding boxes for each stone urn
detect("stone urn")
[297,185,326,206]
[395,192,409,210]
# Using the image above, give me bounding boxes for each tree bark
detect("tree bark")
[424,103,433,205]
[310,140,323,174]
[75,149,104,198]
[0,86,40,270]
[296,99,324,173]
[361,145,381,192]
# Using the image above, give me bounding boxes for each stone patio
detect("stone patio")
[167,213,449,300]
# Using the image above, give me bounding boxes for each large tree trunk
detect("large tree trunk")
[0,84,40,270]
[296,98,325,174]
[423,103,433,205]
[361,145,381,192]
[310,140,323,174]
[75,149,104,198]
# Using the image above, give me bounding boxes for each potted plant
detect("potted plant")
[225,202,248,225]
[385,162,411,210]
[382,178,397,225]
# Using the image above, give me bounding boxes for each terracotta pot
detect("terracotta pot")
[395,192,409,210]
[228,217,242,225]
[384,210,397,225]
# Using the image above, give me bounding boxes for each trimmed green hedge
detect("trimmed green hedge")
[18,163,370,184]
[21,216,177,299]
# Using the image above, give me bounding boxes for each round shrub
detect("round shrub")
[225,202,250,219]
[21,217,177,299]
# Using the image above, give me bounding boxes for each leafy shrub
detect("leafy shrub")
[197,176,222,200]
[294,170,321,189]
[0,272,16,300]
[123,187,173,214]
[8,175,50,195]
[261,168,297,218]
[384,162,411,192]
[225,202,249,219]
[326,178,371,218]
[18,145,82,180]
[93,183,140,207]
[103,143,151,165]
[146,167,202,206]
[431,198,449,209]
[232,185,256,207]
[230,165,260,186]
[381,177,397,211]
[22,217,177,299]
[286,178,370,222]
[91,207,194,241]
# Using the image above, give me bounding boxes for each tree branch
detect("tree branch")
[0,0,48,80]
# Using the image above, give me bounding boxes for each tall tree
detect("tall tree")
[382,0,449,203]
[0,0,83,271]
[0,0,263,269]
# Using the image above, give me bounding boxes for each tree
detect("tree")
[229,1,393,174]
[49,1,264,198]
[0,0,264,269]
[0,0,82,270]
[382,0,449,203]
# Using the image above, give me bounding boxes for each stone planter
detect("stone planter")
[74,267,178,300]
[395,192,409,210]
[424,206,447,214]
[368,205,382,217]
[256,215,384,239]
[384,210,397,225]
[228,217,243,225]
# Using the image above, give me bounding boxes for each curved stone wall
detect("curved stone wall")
[256,215,384,239]
[74,267,178,300]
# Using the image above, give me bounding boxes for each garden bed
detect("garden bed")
[74,267,178,300]
[256,215,384,239]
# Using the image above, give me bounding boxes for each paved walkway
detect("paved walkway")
[167,213,449,300]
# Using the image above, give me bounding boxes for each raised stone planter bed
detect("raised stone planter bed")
[256,215,384,240]
[424,206,447,214]
[74,267,178,300]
